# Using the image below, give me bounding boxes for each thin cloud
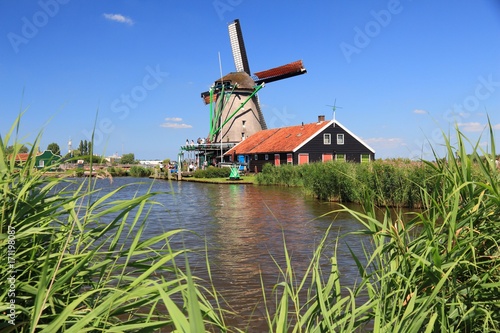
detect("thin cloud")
[160,122,192,129]
[458,122,486,132]
[413,109,427,114]
[164,117,183,122]
[103,13,134,25]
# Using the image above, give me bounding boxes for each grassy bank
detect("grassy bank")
[256,153,497,209]
[2,115,499,332]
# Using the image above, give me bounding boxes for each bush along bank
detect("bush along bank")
[256,153,498,208]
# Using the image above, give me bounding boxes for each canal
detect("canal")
[86,177,370,331]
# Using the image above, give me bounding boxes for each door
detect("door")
[274,154,280,166]
[298,153,309,165]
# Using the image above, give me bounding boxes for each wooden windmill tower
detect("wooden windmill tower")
[201,19,307,145]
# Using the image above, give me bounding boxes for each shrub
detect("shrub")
[107,166,128,177]
[128,165,152,177]
[193,166,231,178]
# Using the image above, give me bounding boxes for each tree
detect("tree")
[78,140,84,155]
[120,153,135,164]
[83,140,88,155]
[6,145,29,154]
[47,143,61,156]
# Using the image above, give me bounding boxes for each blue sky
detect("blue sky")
[1,0,500,160]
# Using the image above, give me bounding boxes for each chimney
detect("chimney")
[318,115,325,123]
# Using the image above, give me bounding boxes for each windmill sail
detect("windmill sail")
[228,19,251,74]
[253,60,307,85]
[200,19,306,145]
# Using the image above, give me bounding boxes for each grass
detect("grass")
[0,114,227,332]
[267,122,500,332]
[1,113,499,332]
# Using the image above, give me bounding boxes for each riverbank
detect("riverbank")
[179,176,256,184]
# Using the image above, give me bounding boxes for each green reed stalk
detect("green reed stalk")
[0,115,225,332]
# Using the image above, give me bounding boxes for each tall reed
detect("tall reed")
[264,123,500,332]
[0,115,226,332]
[257,158,439,208]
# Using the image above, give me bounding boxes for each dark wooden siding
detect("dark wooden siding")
[295,123,374,163]
[246,152,292,172]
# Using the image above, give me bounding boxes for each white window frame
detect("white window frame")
[323,133,331,145]
[337,134,344,145]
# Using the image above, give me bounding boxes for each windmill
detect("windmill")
[201,19,307,145]
[326,99,343,121]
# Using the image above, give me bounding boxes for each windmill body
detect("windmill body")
[201,19,307,145]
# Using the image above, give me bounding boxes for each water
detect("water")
[75,177,370,330]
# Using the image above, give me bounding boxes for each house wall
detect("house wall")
[244,153,285,173]
[237,123,375,172]
[294,123,375,163]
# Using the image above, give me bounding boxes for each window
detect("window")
[323,133,331,145]
[265,154,269,160]
[337,134,344,145]
[254,154,258,160]
[242,120,246,128]
[361,154,371,163]
[241,132,245,140]
[39,160,45,167]
[287,153,293,165]
[336,154,345,161]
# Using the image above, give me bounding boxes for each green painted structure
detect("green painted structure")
[35,150,62,170]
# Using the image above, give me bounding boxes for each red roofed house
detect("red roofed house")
[14,150,62,170]
[224,115,375,172]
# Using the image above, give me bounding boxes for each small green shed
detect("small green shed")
[35,150,62,170]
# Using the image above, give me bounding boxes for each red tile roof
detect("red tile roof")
[11,152,42,162]
[226,120,333,155]
[15,153,32,161]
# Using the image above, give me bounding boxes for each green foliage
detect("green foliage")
[120,153,135,164]
[6,145,28,154]
[193,166,231,178]
[3,114,499,332]
[107,166,128,177]
[46,142,60,155]
[257,158,439,208]
[79,154,105,163]
[128,165,152,177]
[261,123,500,332]
[0,115,226,332]
[256,163,303,186]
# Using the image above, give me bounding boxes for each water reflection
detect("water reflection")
[70,177,370,330]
